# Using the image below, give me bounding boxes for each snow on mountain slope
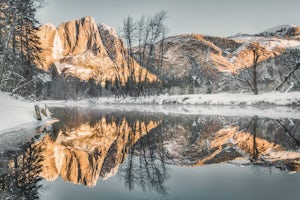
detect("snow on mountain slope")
[264,25,297,34]
[229,36,300,50]
[144,29,300,79]
[259,24,300,38]
[54,62,94,80]
[228,36,300,69]
[35,20,300,94]
[131,29,300,94]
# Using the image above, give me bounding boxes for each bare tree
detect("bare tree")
[158,26,167,69]
[120,11,168,97]
[249,43,260,95]
[145,10,168,71]
[121,16,136,73]
[137,15,146,65]
[236,42,268,95]
[121,16,137,96]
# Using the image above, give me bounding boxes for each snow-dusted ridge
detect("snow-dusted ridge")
[229,35,300,50]
[263,24,297,34]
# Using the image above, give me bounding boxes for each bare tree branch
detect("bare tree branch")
[276,62,300,91]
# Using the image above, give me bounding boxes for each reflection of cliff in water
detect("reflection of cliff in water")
[142,115,300,172]
[1,108,300,198]
[37,108,161,187]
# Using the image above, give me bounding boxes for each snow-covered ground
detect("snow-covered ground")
[43,92,300,119]
[44,92,300,106]
[1,91,299,134]
[0,92,51,134]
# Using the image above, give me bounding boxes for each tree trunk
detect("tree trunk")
[252,50,258,95]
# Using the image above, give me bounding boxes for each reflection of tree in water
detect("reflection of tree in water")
[89,111,169,196]
[118,122,169,196]
[40,108,168,194]
[116,113,300,193]
[2,108,298,198]
[0,139,44,200]
[238,116,300,172]
[137,114,300,174]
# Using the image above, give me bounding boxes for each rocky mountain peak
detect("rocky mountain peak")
[57,16,105,56]
[98,23,124,61]
[99,23,119,39]
[35,16,157,84]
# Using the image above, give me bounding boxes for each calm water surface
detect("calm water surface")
[1,107,300,200]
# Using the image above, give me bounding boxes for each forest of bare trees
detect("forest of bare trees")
[119,10,168,97]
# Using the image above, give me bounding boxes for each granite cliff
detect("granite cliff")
[36,16,156,85]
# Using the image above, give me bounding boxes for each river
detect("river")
[1,106,299,200]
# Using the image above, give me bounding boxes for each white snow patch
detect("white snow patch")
[230,36,300,51]
[0,92,51,134]
[93,92,300,106]
[36,73,52,83]
[54,62,93,80]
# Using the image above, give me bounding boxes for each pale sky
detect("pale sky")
[37,0,300,37]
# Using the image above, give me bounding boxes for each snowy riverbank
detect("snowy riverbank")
[44,91,300,106]
[101,92,300,106]
[1,92,299,134]
[0,92,50,134]
[42,92,300,120]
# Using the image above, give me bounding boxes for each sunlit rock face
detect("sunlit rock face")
[36,20,300,93]
[133,28,300,93]
[134,33,293,78]
[36,24,59,70]
[58,16,103,56]
[36,16,156,84]
[36,117,160,187]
